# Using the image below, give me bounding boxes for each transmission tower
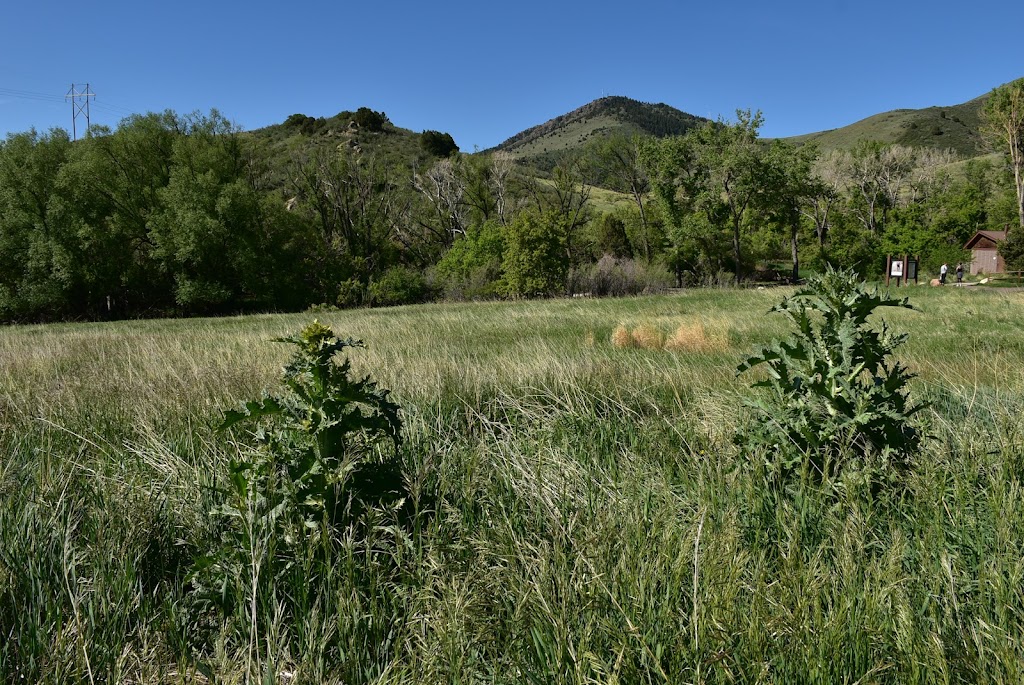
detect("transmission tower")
[66,83,96,140]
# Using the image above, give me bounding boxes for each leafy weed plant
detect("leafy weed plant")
[736,267,927,494]
[195,321,404,615]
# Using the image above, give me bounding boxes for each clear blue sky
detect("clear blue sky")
[2,0,1022,150]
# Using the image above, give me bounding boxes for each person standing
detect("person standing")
[940,263,949,285]
[955,262,964,286]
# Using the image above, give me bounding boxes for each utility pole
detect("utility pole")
[66,83,95,140]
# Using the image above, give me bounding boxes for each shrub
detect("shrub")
[807,220,882,277]
[336,278,365,308]
[567,255,672,297]
[434,221,505,300]
[595,214,632,258]
[367,266,430,307]
[352,107,388,132]
[501,212,568,297]
[735,267,926,493]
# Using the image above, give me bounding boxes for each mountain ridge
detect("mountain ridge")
[244,80,1016,181]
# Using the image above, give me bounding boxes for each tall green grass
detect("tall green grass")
[1,286,1023,683]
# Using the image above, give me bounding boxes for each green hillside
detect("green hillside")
[242,86,1002,187]
[244,108,453,187]
[488,96,709,169]
[785,95,988,156]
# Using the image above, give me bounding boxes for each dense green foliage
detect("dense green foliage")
[0,113,318,320]
[352,107,389,132]
[0,88,1019,323]
[500,211,569,296]
[419,130,459,158]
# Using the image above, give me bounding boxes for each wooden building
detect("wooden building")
[964,230,1007,275]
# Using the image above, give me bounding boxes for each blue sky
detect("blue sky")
[2,0,1022,150]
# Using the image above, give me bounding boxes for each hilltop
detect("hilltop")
[244,107,447,187]
[486,96,709,169]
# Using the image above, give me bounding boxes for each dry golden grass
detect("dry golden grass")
[664,320,730,353]
[609,319,730,354]
[630,325,664,350]
[611,325,632,348]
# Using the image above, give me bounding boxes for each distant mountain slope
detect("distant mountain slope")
[489,96,709,168]
[785,95,988,157]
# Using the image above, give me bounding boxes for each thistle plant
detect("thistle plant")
[194,321,404,616]
[736,267,926,491]
[222,320,402,529]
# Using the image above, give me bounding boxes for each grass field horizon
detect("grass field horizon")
[3,284,1024,683]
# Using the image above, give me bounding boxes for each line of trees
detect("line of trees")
[1,85,1022,323]
[638,108,1020,286]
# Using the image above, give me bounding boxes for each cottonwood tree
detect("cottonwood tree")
[761,140,817,281]
[841,142,890,234]
[642,133,726,279]
[641,134,694,256]
[459,154,496,226]
[0,128,74,318]
[687,110,767,282]
[525,155,592,263]
[490,151,517,226]
[149,111,304,311]
[292,147,401,283]
[877,144,917,211]
[906,148,959,204]
[983,77,1024,228]
[52,118,178,316]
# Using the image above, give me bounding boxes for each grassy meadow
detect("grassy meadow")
[2,285,1024,683]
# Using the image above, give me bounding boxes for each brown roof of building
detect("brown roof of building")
[964,230,1008,249]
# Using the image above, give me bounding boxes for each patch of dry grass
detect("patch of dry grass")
[630,325,664,350]
[609,319,730,354]
[611,324,632,348]
[664,320,730,353]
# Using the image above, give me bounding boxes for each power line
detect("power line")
[0,86,136,115]
[1,84,148,137]
[0,86,67,103]
[91,101,134,116]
